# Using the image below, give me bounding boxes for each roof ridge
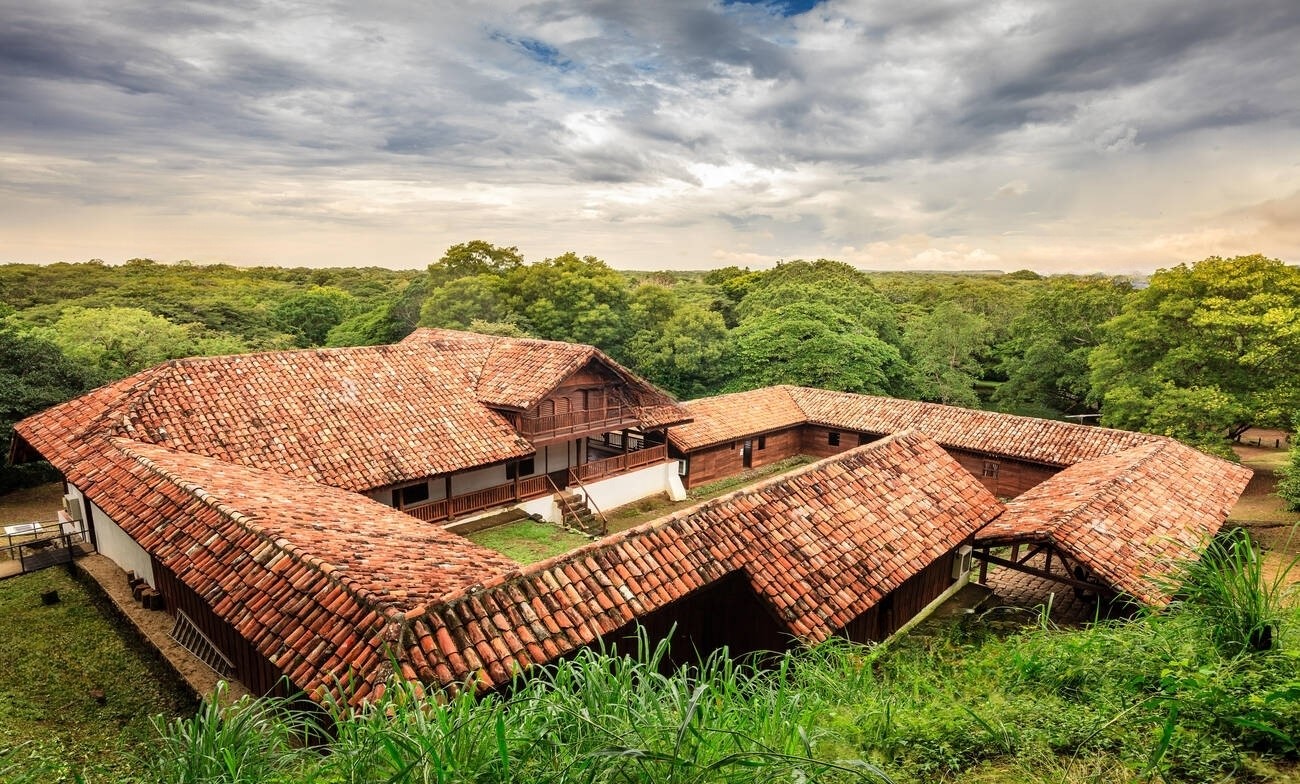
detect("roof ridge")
[404,430,931,618]
[110,437,398,614]
[1028,438,1172,536]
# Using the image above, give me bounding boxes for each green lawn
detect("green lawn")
[0,568,195,783]
[466,519,592,564]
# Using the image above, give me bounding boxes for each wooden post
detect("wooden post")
[978,548,989,584]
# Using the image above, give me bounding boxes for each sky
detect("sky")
[2,0,1299,274]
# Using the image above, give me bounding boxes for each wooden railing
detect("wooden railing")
[570,444,668,482]
[399,474,554,523]
[515,405,638,439]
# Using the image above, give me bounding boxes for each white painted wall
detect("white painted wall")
[580,461,686,512]
[86,497,155,586]
[451,464,509,495]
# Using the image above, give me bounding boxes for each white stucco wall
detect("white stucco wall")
[451,464,510,495]
[85,497,155,586]
[580,461,686,512]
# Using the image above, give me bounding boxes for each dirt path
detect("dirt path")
[1229,436,1299,592]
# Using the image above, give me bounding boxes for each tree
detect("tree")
[995,276,1131,415]
[419,275,513,330]
[1277,418,1300,512]
[326,304,405,347]
[513,253,634,357]
[725,301,909,395]
[627,304,729,398]
[1090,255,1300,446]
[903,301,990,407]
[271,286,360,347]
[37,306,198,382]
[0,328,96,491]
[427,241,524,286]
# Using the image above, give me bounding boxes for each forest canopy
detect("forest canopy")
[2,250,1295,490]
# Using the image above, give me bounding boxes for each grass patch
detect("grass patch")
[0,567,195,783]
[467,519,592,564]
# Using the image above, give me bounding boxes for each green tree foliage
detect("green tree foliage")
[726,301,909,394]
[512,253,634,356]
[626,304,729,399]
[903,301,990,407]
[0,328,97,491]
[271,286,360,347]
[37,307,204,382]
[325,304,405,347]
[1277,418,1300,512]
[1090,255,1300,446]
[419,275,512,330]
[427,240,525,286]
[995,276,1131,415]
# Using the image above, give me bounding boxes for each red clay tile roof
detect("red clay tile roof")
[402,329,691,427]
[977,439,1253,605]
[16,342,538,492]
[396,431,1002,690]
[665,386,806,450]
[669,385,1157,466]
[93,437,515,703]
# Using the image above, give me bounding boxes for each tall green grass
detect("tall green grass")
[1172,528,1298,655]
[143,544,1300,783]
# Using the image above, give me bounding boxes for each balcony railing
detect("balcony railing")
[514,405,638,439]
[570,444,668,483]
[399,474,555,524]
[398,446,669,525]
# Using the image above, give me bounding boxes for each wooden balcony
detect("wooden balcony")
[513,405,640,441]
[570,444,668,483]
[400,475,553,524]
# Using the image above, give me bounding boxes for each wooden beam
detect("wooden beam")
[973,551,1109,593]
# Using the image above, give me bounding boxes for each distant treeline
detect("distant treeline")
[3,247,1298,490]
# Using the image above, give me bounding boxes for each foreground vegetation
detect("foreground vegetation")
[0,568,194,783]
[0,535,1291,783]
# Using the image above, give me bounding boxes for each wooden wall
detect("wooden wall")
[946,449,1057,498]
[839,549,958,643]
[152,558,290,698]
[676,427,803,488]
[680,425,1060,498]
[601,571,790,667]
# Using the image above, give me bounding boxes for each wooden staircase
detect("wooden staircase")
[556,491,603,537]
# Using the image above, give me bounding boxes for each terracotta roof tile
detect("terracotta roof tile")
[402,329,691,427]
[669,385,1156,466]
[401,431,1001,690]
[47,429,516,703]
[977,439,1252,604]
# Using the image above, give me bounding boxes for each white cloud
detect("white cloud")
[0,0,1297,271]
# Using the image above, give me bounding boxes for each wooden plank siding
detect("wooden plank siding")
[675,427,803,488]
[596,547,963,669]
[151,558,291,698]
[839,549,958,642]
[680,424,1060,497]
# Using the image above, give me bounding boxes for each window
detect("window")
[857,433,872,446]
[506,458,536,480]
[982,460,1000,478]
[730,442,737,450]
[757,435,766,450]
[393,482,430,508]
[827,431,840,446]
[677,459,688,476]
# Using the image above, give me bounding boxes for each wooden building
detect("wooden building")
[668,385,1154,497]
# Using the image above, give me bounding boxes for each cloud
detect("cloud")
[0,0,1298,271]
